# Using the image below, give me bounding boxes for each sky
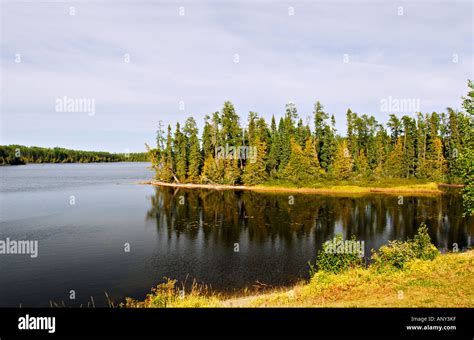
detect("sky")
[1,0,473,153]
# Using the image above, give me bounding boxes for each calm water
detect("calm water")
[0,163,472,307]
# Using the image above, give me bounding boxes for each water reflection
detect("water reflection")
[145,187,473,289]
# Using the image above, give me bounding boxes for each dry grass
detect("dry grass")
[248,250,474,307]
[126,250,473,308]
[149,180,442,195]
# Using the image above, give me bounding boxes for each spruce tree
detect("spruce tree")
[385,137,404,178]
[281,137,321,184]
[174,123,187,182]
[333,140,353,181]
[184,117,202,183]
[242,139,268,185]
[221,101,241,147]
[267,115,280,174]
[202,115,214,159]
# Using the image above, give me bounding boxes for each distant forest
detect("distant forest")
[0,145,148,164]
[149,81,473,214]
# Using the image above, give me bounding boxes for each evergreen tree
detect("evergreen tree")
[279,116,291,169]
[267,115,280,174]
[174,123,187,182]
[303,137,322,177]
[401,115,416,178]
[242,139,268,185]
[385,137,404,178]
[387,114,402,147]
[346,109,357,158]
[296,118,307,147]
[184,117,202,183]
[356,149,370,178]
[247,111,258,145]
[415,113,428,178]
[374,124,389,177]
[223,158,240,185]
[313,101,334,171]
[426,137,446,181]
[221,101,241,147]
[201,155,223,184]
[202,115,214,159]
[333,140,353,180]
[281,137,320,184]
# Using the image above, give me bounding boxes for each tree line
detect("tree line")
[0,145,149,165]
[149,81,473,214]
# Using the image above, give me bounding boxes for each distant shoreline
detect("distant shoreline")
[145,180,452,195]
[0,161,150,166]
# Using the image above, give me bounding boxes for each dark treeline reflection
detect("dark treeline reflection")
[145,187,473,290]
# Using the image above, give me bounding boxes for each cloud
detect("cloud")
[1,0,472,152]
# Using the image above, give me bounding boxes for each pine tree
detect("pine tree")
[333,140,353,181]
[374,124,388,177]
[256,117,270,152]
[174,123,187,182]
[387,114,402,147]
[427,137,447,181]
[184,117,202,183]
[247,111,258,145]
[303,137,321,177]
[282,137,319,184]
[202,115,214,159]
[242,139,268,185]
[267,115,280,174]
[356,149,369,178]
[296,118,307,147]
[346,109,358,158]
[223,157,240,185]
[152,125,175,182]
[221,101,241,147]
[414,113,428,178]
[385,137,404,178]
[279,116,291,169]
[201,155,224,184]
[401,115,416,178]
[313,101,327,143]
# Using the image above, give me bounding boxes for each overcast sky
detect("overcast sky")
[1,0,472,152]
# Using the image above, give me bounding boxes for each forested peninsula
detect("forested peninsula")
[148,81,474,215]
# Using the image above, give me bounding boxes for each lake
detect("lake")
[0,163,472,307]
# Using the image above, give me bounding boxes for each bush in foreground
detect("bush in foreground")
[315,234,364,274]
[371,223,439,270]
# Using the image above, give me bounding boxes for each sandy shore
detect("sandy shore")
[142,180,444,195]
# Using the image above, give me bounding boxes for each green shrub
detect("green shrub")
[371,223,439,270]
[125,279,177,308]
[411,224,439,260]
[315,234,364,274]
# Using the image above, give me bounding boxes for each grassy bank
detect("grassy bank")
[148,180,443,195]
[246,250,473,307]
[125,248,473,308]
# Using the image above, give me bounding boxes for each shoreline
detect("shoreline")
[144,180,446,195]
[126,250,474,308]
